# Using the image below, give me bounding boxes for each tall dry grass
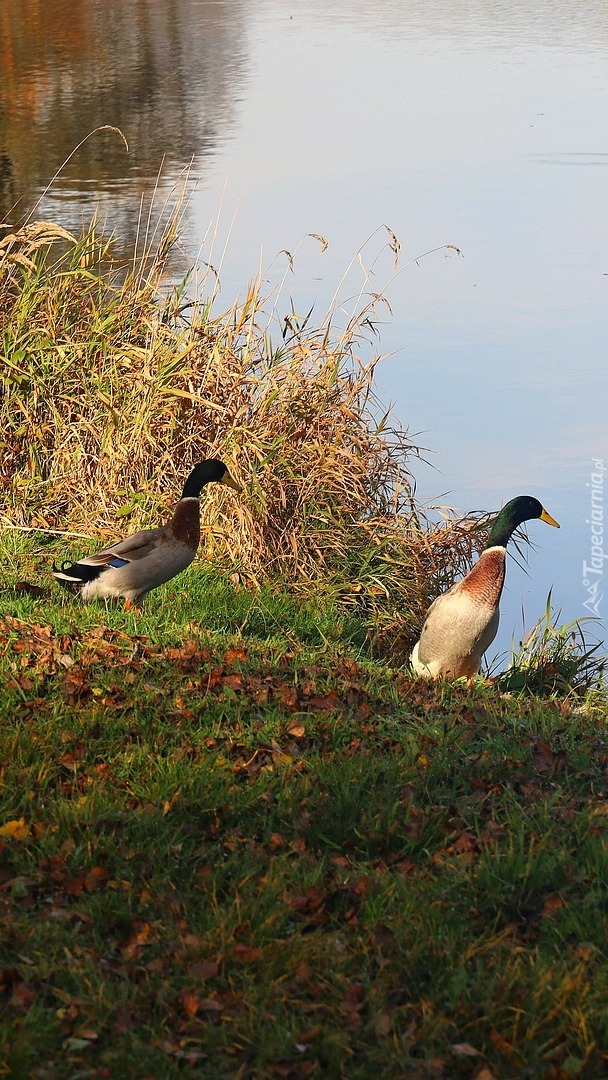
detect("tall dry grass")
[0,215,483,656]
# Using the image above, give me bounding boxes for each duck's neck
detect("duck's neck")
[486,516,518,550]
[171,497,201,552]
[182,474,207,499]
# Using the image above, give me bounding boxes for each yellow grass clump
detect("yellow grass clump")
[0,218,485,656]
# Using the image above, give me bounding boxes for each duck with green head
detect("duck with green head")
[411,495,560,679]
[52,459,241,609]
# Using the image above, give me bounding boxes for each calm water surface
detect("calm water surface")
[2,0,607,659]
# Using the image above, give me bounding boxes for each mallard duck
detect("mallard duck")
[411,495,559,679]
[52,459,241,608]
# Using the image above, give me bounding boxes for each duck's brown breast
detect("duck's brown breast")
[458,547,506,607]
[169,498,201,552]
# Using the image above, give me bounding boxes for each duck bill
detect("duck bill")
[540,508,560,528]
[221,471,242,493]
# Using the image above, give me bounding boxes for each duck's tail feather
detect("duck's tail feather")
[52,560,104,592]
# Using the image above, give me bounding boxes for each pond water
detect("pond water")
[2,0,607,662]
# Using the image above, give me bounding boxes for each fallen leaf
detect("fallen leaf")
[191,960,219,980]
[541,893,565,918]
[198,997,223,1012]
[225,647,247,664]
[286,886,325,915]
[287,722,306,739]
[233,943,263,963]
[85,867,110,891]
[306,692,340,714]
[451,1042,481,1058]
[163,789,181,816]
[76,1028,99,1041]
[490,1030,520,1060]
[65,875,87,897]
[180,991,200,1016]
[277,685,298,709]
[0,818,30,841]
[223,674,244,692]
[296,1027,320,1046]
[8,981,35,1011]
[113,1008,134,1031]
[531,741,557,771]
[374,1008,392,1038]
[121,920,155,959]
[339,981,364,1029]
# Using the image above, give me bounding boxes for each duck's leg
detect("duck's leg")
[124,599,142,613]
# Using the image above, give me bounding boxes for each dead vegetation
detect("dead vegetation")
[0,217,484,656]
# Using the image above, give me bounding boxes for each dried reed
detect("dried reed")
[0,215,483,656]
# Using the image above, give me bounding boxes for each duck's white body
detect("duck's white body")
[411,546,506,679]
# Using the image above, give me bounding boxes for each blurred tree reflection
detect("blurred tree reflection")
[0,0,246,241]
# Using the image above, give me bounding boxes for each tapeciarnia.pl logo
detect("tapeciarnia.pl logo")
[582,458,605,615]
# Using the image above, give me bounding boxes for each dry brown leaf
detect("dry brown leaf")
[180,991,200,1016]
[286,722,306,738]
[225,647,248,663]
[233,943,263,963]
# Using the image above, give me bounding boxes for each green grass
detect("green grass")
[495,594,606,697]
[1,535,608,1078]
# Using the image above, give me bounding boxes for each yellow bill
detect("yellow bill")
[540,507,560,528]
[221,471,242,493]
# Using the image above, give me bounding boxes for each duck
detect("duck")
[52,459,241,608]
[410,495,559,679]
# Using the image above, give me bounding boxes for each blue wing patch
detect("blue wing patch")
[107,557,130,569]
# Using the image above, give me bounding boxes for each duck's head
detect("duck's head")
[182,459,242,499]
[486,495,560,549]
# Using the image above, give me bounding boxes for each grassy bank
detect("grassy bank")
[1,555,608,1079]
[1,218,607,1077]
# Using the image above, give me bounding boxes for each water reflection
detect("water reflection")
[0,0,248,240]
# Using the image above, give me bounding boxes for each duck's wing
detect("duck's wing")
[414,592,455,663]
[78,527,168,567]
